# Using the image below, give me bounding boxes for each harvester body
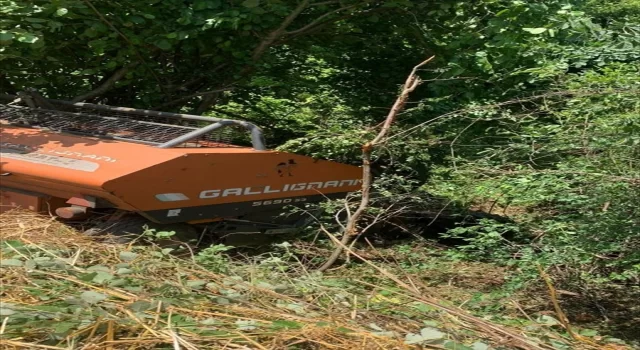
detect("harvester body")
[0,94,361,238]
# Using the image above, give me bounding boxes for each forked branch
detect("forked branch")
[317,56,435,272]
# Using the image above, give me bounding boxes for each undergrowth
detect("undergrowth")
[0,211,635,350]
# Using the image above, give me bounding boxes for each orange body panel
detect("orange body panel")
[0,190,41,213]
[1,125,362,223]
[0,189,67,214]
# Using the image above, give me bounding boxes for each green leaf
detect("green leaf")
[235,319,258,330]
[405,333,427,345]
[24,17,47,23]
[119,251,138,262]
[186,280,206,288]
[444,341,474,350]
[80,291,108,304]
[56,8,69,16]
[0,307,16,316]
[24,259,37,269]
[420,327,445,340]
[1,259,23,267]
[580,328,598,337]
[336,327,352,334]
[87,265,110,272]
[116,267,133,275]
[3,240,24,248]
[108,278,127,287]
[522,28,547,34]
[129,300,152,312]
[242,0,260,8]
[405,327,446,345]
[154,39,172,50]
[255,281,275,290]
[92,271,114,283]
[271,320,303,330]
[54,321,77,334]
[79,272,98,282]
[0,32,15,42]
[537,315,561,326]
[129,16,146,24]
[214,297,230,304]
[16,33,39,44]
[472,342,490,350]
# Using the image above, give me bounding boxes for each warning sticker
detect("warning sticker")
[0,148,99,172]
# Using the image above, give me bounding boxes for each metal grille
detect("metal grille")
[0,103,246,148]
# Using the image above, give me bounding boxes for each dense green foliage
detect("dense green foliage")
[2,0,639,333]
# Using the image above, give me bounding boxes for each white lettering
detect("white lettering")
[222,188,243,197]
[250,198,307,206]
[307,182,323,190]
[196,179,362,200]
[46,149,117,163]
[323,181,339,188]
[244,187,262,195]
[263,185,281,194]
[339,180,354,187]
[290,183,307,191]
[199,190,220,199]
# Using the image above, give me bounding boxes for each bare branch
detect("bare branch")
[81,0,168,97]
[281,6,389,43]
[72,64,136,103]
[195,93,221,115]
[152,88,233,111]
[193,0,312,114]
[284,3,360,37]
[252,0,311,62]
[318,56,435,272]
[310,0,340,6]
[371,56,434,146]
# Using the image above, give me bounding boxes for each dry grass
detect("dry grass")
[0,210,631,350]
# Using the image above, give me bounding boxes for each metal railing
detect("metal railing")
[0,92,267,150]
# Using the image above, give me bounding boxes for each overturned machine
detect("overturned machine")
[0,92,362,241]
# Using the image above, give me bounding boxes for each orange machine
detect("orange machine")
[0,92,361,241]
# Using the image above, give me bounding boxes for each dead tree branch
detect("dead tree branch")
[194,0,309,113]
[81,0,168,98]
[280,7,389,43]
[153,87,233,111]
[195,0,380,113]
[252,0,311,62]
[284,3,360,37]
[317,56,435,272]
[72,64,137,103]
